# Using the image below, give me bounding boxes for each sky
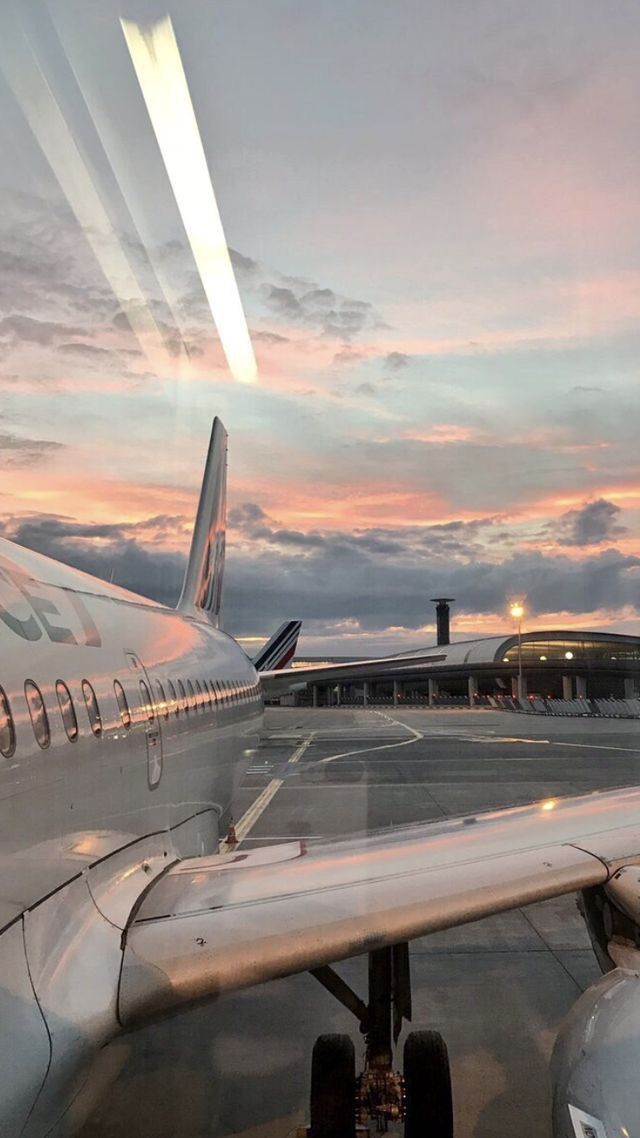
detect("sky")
[0,0,640,655]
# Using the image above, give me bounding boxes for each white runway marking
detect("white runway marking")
[460,735,640,754]
[319,710,424,765]
[393,722,640,755]
[222,732,315,849]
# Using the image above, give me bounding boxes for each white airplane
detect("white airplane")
[1,417,639,1138]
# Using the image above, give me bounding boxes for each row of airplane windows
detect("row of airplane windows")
[0,675,262,759]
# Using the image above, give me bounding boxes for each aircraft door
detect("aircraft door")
[126,652,163,790]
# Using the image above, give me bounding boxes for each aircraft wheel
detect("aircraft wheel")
[404,1030,453,1138]
[309,1034,356,1138]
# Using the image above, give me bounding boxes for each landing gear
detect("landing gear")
[310,1035,356,1138]
[307,945,454,1136]
[403,1030,453,1138]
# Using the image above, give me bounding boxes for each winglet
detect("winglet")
[177,418,227,625]
[254,620,302,671]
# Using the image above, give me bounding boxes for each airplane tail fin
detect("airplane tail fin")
[254,620,302,671]
[177,418,227,625]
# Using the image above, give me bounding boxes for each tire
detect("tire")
[309,1034,356,1138]
[403,1030,453,1138]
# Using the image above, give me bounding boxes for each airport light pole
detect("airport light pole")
[510,602,525,700]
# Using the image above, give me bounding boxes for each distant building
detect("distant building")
[292,630,640,706]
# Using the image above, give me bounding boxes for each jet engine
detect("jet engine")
[551,872,640,1137]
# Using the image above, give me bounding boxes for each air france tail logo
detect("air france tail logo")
[0,560,101,648]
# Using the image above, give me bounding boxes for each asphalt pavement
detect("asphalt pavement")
[81,707,640,1138]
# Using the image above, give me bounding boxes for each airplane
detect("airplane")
[253,619,302,671]
[0,416,638,1138]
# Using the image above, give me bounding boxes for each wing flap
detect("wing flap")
[118,787,640,1028]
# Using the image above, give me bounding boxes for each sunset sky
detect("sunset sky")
[1,0,640,654]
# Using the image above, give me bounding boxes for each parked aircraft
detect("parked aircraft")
[253,620,302,671]
[0,417,638,1138]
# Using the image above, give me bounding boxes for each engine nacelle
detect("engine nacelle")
[552,874,640,1136]
[551,967,640,1137]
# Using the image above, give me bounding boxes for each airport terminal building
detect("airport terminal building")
[292,629,640,707]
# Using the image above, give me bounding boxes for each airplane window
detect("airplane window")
[139,680,154,722]
[25,681,50,750]
[167,680,179,717]
[203,681,212,709]
[155,680,169,720]
[187,680,196,710]
[195,679,203,712]
[114,681,131,730]
[56,680,78,742]
[178,679,188,715]
[0,686,16,758]
[82,680,102,738]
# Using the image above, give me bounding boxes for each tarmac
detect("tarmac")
[81,706,640,1138]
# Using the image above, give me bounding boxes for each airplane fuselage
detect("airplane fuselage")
[0,537,262,1134]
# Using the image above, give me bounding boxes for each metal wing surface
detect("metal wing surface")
[118,786,640,1028]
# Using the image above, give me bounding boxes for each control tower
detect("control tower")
[430,598,455,646]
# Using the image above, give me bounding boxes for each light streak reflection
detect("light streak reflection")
[0,13,167,367]
[121,15,258,385]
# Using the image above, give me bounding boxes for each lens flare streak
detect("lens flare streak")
[121,15,258,385]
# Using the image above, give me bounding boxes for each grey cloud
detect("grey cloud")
[5,507,640,641]
[302,288,335,306]
[0,432,63,467]
[0,314,82,346]
[263,286,302,318]
[2,514,187,607]
[252,330,290,344]
[0,193,380,377]
[231,508,502,562]
[383,351,410,371]
[59,342,112,358]
[8,513,187,546]
[222,545,640,639]
[261,278,379,341]
[334,345,364,365]
[229,249,259,276]
[555,498,628,547]
[228,502,269,530]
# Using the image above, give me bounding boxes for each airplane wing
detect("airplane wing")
[259,649,447,695]
[118,786,640,1028]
